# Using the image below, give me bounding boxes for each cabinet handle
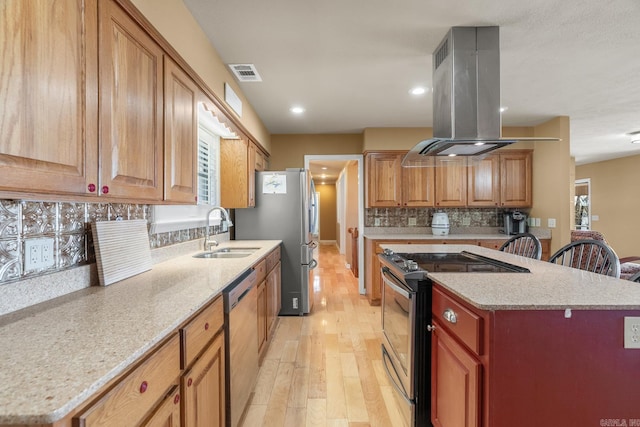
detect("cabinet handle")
[87,183,96,193]
[102,185,109,195]
[173,393,180,404]
[443,308,457,324]
[204,322,209,331]
[187,378,193,387]
[139,381,148,393]
[427,324,436,332]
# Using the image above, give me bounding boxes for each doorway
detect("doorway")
[575,178,591,230]
[304,154,365,295]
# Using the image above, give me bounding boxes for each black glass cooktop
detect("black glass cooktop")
[395,251,530,273]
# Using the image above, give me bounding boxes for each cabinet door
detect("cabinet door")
[266,262,281,336]
[431,322,480,427]
[164,57,198,203]
[500,151,532,207]
[467,155,500,207]
[99,0,163,200]
[257,280,267,357]
[182,332,225,427]
[402,156,435,207]
[0,0,98,196]
[220,138,249,208]
[366,152,402,207]
[435,157,467,207]
[142,386,181,427]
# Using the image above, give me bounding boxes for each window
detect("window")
[197,123,220,206]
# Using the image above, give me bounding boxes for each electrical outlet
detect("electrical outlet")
[24,238,55,272]
[548,218,556,228]
[408,217,417,226]
[292,298,299,309]
[535,218,541,227]
[624,317,640,349]
[374,218,381,226]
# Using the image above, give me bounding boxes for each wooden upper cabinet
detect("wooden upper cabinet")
[367,152,402,207]
[402,156,435,207]
[500,150,532,207]
[98,0,163,200]
[467,155,500,207]
[0,0,98,196]
[164,57,198,203]
[435,157,467,207]
[367,152,435,208]
[220,138,250,208]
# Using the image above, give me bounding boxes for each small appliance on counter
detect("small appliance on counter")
[431,212,450,236]
[503,210,528,235]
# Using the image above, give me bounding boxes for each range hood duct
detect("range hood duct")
[403,26,557,165]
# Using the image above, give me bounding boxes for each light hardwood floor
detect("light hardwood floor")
[241,244,404,427]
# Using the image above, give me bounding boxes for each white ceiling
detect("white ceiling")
[183,0,640,165]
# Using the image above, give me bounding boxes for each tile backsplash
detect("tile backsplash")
[0,199,222,286]
[365,207,517,228]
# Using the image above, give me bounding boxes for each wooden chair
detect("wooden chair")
[499,233,542,260]
[548,239,620,278]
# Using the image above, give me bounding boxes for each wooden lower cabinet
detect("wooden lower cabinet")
[257,248,281,361]
[431,321,480,427]
[257,279,268,356]
[141,386,181,427]
[181,331,225,427]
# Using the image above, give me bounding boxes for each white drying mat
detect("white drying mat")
[91,219,152,286]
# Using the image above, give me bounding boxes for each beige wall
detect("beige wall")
[529,116,572,254]
[316,184,337,241]
[269,134,363,170]
[576,154,640,257]
[363,128,433,151]
[131,0,271,151]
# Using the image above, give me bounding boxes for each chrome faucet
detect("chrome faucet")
[204,206,233,251]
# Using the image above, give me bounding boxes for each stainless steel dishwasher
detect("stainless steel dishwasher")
[223,269,259,427]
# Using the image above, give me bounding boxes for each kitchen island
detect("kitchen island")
[0,239,281,426]
[382,243,640,427]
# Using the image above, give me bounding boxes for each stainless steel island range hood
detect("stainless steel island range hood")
[403,26,556,165]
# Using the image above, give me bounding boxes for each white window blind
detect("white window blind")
[197,124,220,206]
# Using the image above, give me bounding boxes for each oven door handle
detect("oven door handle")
[381,267,411,299]
[381,344,413,405]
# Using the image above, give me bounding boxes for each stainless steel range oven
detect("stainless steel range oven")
[379,249,530,427]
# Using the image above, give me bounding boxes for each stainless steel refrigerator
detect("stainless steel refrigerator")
[235,169,318,315]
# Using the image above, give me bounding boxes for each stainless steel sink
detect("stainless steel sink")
[192,247,260,259]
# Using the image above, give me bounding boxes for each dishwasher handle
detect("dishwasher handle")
[223,269,257,313]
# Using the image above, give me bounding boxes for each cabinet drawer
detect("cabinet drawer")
[254,258,267,284]
[432,287,482,355]
[266,246,281,272]
[74,334,180,427]
[181,296,224,368]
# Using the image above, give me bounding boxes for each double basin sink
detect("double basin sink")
[193,247,260,259]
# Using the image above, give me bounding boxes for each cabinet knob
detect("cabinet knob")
[427,324,436,332]
[204,322,209,331]
[87,183,96,193]
[187,378,193,387]
[443,308,458,324]
[102,185,109,195]
[139,381,148,393]
[173,393,180,404]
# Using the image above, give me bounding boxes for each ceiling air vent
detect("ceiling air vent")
[228,64,262,82]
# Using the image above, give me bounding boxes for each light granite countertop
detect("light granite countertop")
[381,244,640,311]
[363,226,552,241]
[0,239,281,425]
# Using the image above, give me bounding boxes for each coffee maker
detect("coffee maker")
[503,211,528,235]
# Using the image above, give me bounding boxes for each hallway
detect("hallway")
[241,244,403,426]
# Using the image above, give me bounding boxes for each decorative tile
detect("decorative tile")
[87,203,109,222]
[59,203,86,233]
[0,200,20,239]
[22,201,56,236]
[109,203,128,220]
[129,204,148,221]
[58,233,86,268]
[0,239,21,283]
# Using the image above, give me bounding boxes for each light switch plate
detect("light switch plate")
[624,317,640,349]
[548,218,556,228]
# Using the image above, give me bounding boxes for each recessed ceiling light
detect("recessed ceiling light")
[290,106,305,114]
[321,167,327,170]
[409,87,427,96]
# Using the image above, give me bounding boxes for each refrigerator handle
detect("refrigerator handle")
[308,241,318,249]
